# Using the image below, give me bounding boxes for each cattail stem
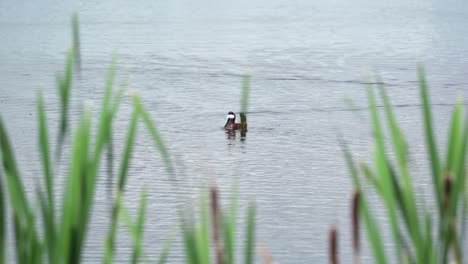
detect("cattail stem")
[329,226,339,264]
[210,185,224,264]
[351,189,360,264]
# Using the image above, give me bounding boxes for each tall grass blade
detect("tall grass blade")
[38,92,54,208]
[244,202,256,264]
[104,108,139,264]
[118,109,139,191]
[37,92,56,263]
[56,49,74,160]
[57,108,92,264]
[157,234,174,264]
[181,217,200,264]
[197,190,210,264]
[37,187,55,263]
[377,81,421,249]
[72,12,81,71]
[445,100,462,173]
[132,96,174,178]
[367,85,402,260]
[223,181,238,264]
[340,135,387,264]
[0,118,30,221]
[241,75,250,115]
[359,195,387,264]
[0,167,4,264]
[0,118,40,263]
[131,190,147,264]
[419,67,443,212]
[338,137,360,186]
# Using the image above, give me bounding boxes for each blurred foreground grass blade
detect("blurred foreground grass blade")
[244,202,256,264]
[132,96,174,178]
[445,100,462,173]
[360,195,388,264]
[103,62,119,193]
[93,59,116,162]
[104,193,121,264]
[38,92,54,209]
[56,49,74,159]
[182,218,200,264]
[37,92,55,262]
[72,12,81,71]
[0,118,30,221]
[341,137,387,264]
[104,108,139,264]
[0,168,4,264]
[37,186,56,263]
[342,96,365,120]
[446,112,468,263]
[419,67,443,212]
[378,81,422,251]
[58,108,92,264]
[367,85,403,260]
[338,137,360,187]
[449,111,467,210]
[0,118,41,263]
[197,190,210,264]
[241,75,250,115]
[117,197,146,263]
[131,190,147,264]
[359,163,382,194]
[223,181,238,264]
[157,233,174,264]
[118,109,139,191]
[80,62,117,246]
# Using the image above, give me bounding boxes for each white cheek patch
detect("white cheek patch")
[226,114,235,120]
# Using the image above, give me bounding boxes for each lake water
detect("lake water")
[1,0,468,263]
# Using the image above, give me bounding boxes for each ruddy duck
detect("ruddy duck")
[224,111,247,130]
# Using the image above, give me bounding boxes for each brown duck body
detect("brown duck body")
[225,122,247,130]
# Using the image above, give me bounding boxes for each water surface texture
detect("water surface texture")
[1,0,468,263]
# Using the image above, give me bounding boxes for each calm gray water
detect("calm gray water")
[1,0,468,263]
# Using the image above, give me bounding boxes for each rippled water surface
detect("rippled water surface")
[1,0,468,263]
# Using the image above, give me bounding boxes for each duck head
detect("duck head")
[224,111,236,128]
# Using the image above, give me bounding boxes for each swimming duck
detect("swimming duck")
[224,111,247,130]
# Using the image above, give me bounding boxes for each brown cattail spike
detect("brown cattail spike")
[443,174,452,212]
[351,189,360,264]
[210,185,224,264]
[329,226,339,264]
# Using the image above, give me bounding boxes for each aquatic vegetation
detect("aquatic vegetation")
[0,14,172,263]
[334,70,468,264]
[181,185,256,264]
[0,14,256,264]
[1,12,466,264]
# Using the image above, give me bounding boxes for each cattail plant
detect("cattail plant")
[340,68,468,264]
